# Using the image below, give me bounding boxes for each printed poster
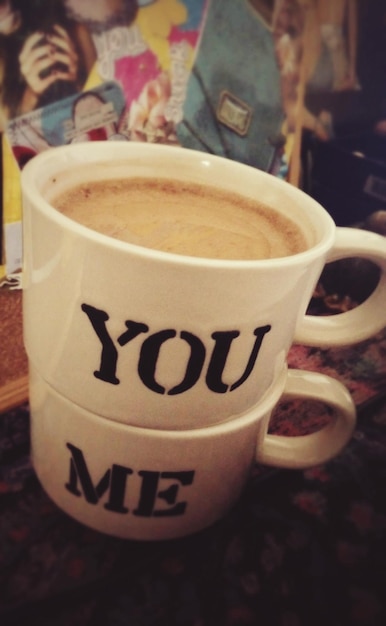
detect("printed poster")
[1,0,311,284]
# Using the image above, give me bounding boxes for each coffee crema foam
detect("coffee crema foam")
[53,177,308,260]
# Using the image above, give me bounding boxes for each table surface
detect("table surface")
[0,288,28,413]
[1,264,386,626]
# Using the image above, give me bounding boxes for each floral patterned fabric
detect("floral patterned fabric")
[1,254,386,626]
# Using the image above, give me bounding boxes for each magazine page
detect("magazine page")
[0,0,309,284]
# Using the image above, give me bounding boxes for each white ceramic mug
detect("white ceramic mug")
[21,142,386,429]
[30,365,356,540]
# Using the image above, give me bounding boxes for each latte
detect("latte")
[53,177,308,260]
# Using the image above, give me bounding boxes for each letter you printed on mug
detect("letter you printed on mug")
[81,303,272,395]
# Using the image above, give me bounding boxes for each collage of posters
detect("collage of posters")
[1,0,384,283]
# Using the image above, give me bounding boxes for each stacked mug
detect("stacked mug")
[21,143,386,540]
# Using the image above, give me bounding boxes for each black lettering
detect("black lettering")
[206,330,239,393]
[117,320,149,346]
[103,464,134,513]
[139,330,206,395]
[206,325,271,393]
[66,445,134,513]
[81,304,149,385]
[230,325,272,390]
[81,302,271,396]
[81,304,119,384]
[168,331,206,395]
[65,443,111,504]
[133,470,195,517]
[133,470,160,516]
[138,330,176,393]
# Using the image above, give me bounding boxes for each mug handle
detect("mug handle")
[294,228,386,347]
[257,369,356,469]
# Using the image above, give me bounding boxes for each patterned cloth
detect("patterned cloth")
[1,251,386,625]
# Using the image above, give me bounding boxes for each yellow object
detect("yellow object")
[2,133,21,224]
[136,0,188,70]
[1,134,22,279]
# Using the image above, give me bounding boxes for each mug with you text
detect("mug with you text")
[21,142,386,430]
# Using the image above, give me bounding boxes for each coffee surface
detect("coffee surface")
[53,177,308,260]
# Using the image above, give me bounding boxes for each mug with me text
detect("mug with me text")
[30,366,356,540]
[21,142,386,430]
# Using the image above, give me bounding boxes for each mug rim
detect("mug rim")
[30,364,288,439]
[21,142,336,269]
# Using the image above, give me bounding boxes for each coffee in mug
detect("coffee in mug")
[52,176,308,260]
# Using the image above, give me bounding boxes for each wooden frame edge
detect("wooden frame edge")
[0,375,29,414]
